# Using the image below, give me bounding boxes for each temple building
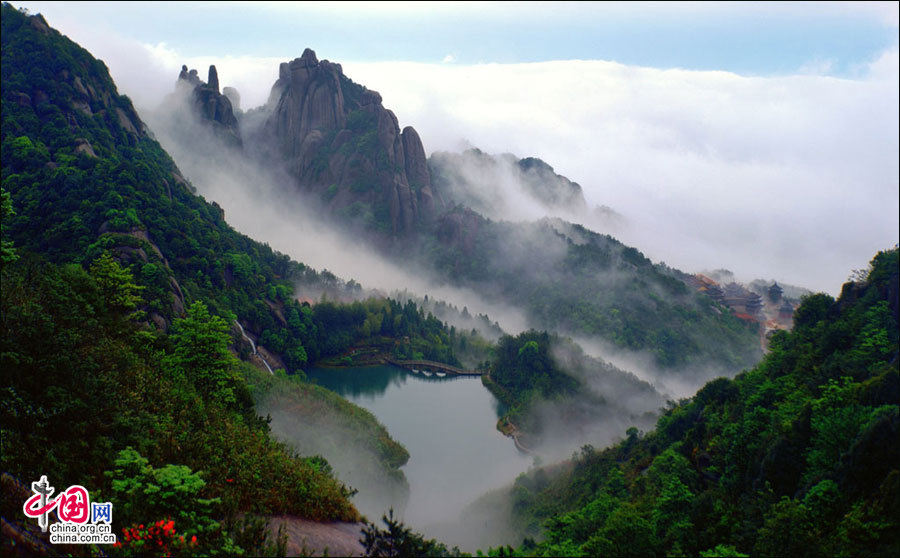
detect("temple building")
[768,282,784,302]
[745,292,763,315]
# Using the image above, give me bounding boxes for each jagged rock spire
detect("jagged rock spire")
[263,47,441,236]
[173,63,240,147]
[208,65,219,93]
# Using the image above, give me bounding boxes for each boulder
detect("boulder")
[72,76,89,97]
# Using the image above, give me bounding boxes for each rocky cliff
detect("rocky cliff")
[177,64,241,147]
[261,48,440,237]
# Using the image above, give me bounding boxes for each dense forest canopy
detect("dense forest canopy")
[1,3,468,377]
[2,3,897,557]
[0,4,462,554]
[493,248,898,557]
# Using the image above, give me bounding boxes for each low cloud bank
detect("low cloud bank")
[341,54,898,294]
[17,2,900,294]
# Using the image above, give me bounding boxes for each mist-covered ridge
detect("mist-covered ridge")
[159,52,764,379]
[173,48,441,241]
[429,148,594,223]
[0,6,466,547]
[496,247,899,556]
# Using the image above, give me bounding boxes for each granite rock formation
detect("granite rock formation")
[176,64,241,147]
[261,48,440,237]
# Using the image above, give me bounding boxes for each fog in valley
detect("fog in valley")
[56,39,896,295]
[256,383,412,524]
[146,91,532,337]
[341,57,899,295]
[17,2,896,550]
[139,70,694,548]
[572,333,742,401]
[17,0,898,289]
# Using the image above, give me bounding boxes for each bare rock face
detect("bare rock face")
[207,65,219,93]
[115,107,140,136]
[401,126,440,219]
[29,14,50,34]
[263,48,441,237]
[178,65,202,89]
[74,138,97,158]
[266,48,346,171]
[177,64,240,147]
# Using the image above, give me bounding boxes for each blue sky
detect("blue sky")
[16,1,899,75]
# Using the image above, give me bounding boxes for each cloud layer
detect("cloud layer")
[24,1,898,294]
[339,53,899,294]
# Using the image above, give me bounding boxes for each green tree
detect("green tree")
[517,340,540,363]
[754,497,819,557]
[89,251,144,312]
[108,447,218,530]
[360,509,460,557]
[107,447,222,554]
[1,187,18,265]
[581,504,657,557]
[699,545,748,557]
[805,377,870,483]
[169,301,245,409]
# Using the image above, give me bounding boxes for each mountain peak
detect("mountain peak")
[299,47,319,67]
[174,63,240,146]
[207,64,219,92]
[258,49,440,237]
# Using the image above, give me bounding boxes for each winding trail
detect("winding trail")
[235,320,274,375]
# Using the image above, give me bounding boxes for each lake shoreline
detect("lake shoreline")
[305,364,533,547]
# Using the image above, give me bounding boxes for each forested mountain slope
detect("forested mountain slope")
[164,54,761,375]
[483,330,663,450]
[0,5,463,553]
[418,213,760,370]
[497,248,899,557]
[1,2,473,374]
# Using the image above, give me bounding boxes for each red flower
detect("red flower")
[190,535,197,545]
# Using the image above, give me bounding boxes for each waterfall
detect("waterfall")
[235,320,274,375]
